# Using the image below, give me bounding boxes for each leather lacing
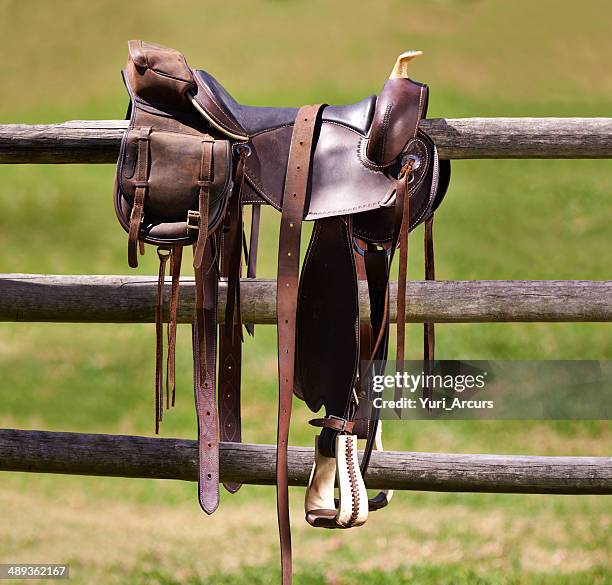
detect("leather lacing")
[345,437,361,528]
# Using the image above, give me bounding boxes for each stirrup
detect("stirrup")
[367,421,394,511]
[305,434,368,529]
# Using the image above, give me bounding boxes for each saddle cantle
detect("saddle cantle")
[113,40,451,584]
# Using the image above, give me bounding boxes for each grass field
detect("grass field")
[0,1,610,583]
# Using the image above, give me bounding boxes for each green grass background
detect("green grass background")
[0,0,610,583]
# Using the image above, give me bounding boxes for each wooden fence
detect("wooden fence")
[0,118,611,495]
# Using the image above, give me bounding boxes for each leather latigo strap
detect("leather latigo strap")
[217,150,249,495]
[393,83,428,365]
[424,216,435,361]
[392,161,412,415]
[193,239,220,515]
[393,87,429,409]
[395,160,412,367]
[218,193,245,495]
[276,104,324,585]
[423,215,436,402]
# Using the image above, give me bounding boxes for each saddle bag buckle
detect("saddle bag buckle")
[186,210,200,234]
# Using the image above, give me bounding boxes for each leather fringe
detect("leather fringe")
[155,247,171,433]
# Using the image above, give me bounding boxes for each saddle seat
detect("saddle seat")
[193,69,377,137]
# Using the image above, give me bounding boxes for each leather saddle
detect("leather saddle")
[114,40,450,584]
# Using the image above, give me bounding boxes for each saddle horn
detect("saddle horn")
[366,50,428,166]
[389,50,423,78]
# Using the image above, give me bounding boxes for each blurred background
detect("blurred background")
[0,1,610,583]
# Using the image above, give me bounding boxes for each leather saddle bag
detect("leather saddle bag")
[115,41,233,266]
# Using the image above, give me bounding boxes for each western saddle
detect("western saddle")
[113,40,450,583]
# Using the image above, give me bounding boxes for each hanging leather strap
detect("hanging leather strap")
[219,203,244,495]
[366,159,414,393]
[393,160,413,415]
[190,136,218,516]
[424,215,435,362]
[192,139,214,389]
[127,127,152,269]
[166,245,183,407]
[423,215,435,403]
[193,239,220,515]
[395,159,413,366]
[224,153,247,342]
[217,152,247,494]
[247,204,261,281]
[193,139,214,270]
[276,104,323,585]
[154,247,171,433]
[244,204,261,336]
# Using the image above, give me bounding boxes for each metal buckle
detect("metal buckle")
[327,415,349,432]
[186,210,200,234]
[233,143,252,159]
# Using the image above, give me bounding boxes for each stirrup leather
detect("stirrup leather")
[305,434,368,529]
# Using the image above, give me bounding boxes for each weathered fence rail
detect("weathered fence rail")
[1,429,610,495]
[2,118,612,163]
[1,274,611,324]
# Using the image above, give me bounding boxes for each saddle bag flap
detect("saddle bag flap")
[116,129,232,244]
[126,40,195,107]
